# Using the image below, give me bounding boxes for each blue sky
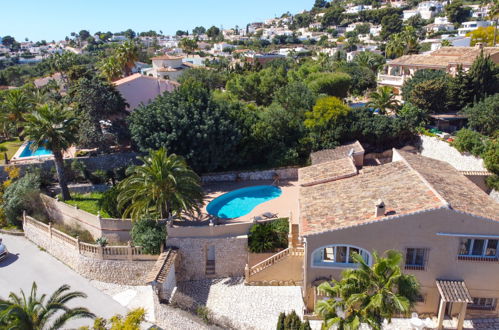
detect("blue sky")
[1,0,312,42]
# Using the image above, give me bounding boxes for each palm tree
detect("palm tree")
[353,51,386,73]
[115,41,139,77]
[23,104,79,201]
[385,34,405,59]
[316,250,420,330]
[3,89,33,139]
[98,56,123,82]
[117,148,204,220]
[0,282,95,329]
[368,86,400,115]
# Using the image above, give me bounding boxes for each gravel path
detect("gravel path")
[177,277,304,330]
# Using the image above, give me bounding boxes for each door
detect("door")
[207,245,216,261]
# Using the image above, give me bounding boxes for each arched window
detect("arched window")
[312,244,371,268]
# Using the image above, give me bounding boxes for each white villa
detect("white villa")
[142,54,190,81]
[458,21,493,36]
[378,46,499,93]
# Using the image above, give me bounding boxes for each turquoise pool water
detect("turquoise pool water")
[19,142,53,158]
[207,185,282,219]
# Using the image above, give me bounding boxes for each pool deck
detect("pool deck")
[176,180,300,226]
[10,142,76,164]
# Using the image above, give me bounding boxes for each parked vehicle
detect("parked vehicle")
[0,238,8,261]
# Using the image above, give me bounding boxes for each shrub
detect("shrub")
[98,186,124,218]
[131,219,167,254]
[486,174,499,191]
[96,236,109,247]
[461,94,499,136]
[52,223,94,243]
[483,139,499,175]
[248,218,289,253]
[451,128,487,156]
[89,169,108,184]
[196,306,212,324]
[276,310,311,330]
[2,173,41,226]
[71,159,88,182]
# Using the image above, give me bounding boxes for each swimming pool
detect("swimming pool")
[207,185,282,219]
[18,141,53,158]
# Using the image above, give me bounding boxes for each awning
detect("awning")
[436,280,473,303]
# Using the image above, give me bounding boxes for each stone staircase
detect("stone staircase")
[205,260,216,276]
[245,247,304,286]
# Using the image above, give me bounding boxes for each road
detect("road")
[0,234,128,328]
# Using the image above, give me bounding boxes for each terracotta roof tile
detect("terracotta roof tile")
[299,149,499,236]
[310,141,364,165]
[389,47,499,67]
[299,160,443,236]
[299,157,358,187]
[398,150,499,222]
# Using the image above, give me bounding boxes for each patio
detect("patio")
[175,179,300,226]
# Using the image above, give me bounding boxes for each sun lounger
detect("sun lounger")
[262,212,278,219]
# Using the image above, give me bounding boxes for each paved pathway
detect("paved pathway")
[177,277,304,330]
[0,234,127,328]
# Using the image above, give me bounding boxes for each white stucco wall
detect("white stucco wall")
[419,135,487,171]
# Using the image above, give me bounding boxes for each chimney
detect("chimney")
[375,199,385,217]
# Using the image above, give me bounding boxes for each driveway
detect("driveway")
[0,234,128,328]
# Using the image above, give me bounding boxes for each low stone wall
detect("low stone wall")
[41,194,132,243]
[201,166,299,183]
[167,235,248,281]
[167,218,276,239]
[23,216,156,285]
[419,135,486,171]
[51,183,110,195]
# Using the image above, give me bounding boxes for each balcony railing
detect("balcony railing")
[457,255,499,262]
[404,264,426,271]
[377,74,405,86]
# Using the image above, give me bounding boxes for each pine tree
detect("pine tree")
[467,51,499,101]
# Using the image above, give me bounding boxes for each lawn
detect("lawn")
[61,192,111,218]
[0,138,23,164]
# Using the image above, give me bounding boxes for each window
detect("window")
[405,248,428,270]
[469,298,497,311]
[459,238,498,259]
[312,245,371,268]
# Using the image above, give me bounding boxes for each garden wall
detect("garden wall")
[167,235,248,281]
[0,152,142,181]
[40,194,132,243]
[201,166,299,183]
[418,135,487,171]
[23,216,157,285]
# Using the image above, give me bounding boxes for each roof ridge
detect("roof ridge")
[393,149,450,209]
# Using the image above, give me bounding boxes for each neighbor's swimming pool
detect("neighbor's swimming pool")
[206,185,282,219]
[18,141,53,158]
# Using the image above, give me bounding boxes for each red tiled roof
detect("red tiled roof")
[299,149,499,236]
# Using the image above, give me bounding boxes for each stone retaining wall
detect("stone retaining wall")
[41,194,132,243]
[24,217,155,285]
[201,166,299,183]
[419,135,486,171]
[167,235,248,281]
